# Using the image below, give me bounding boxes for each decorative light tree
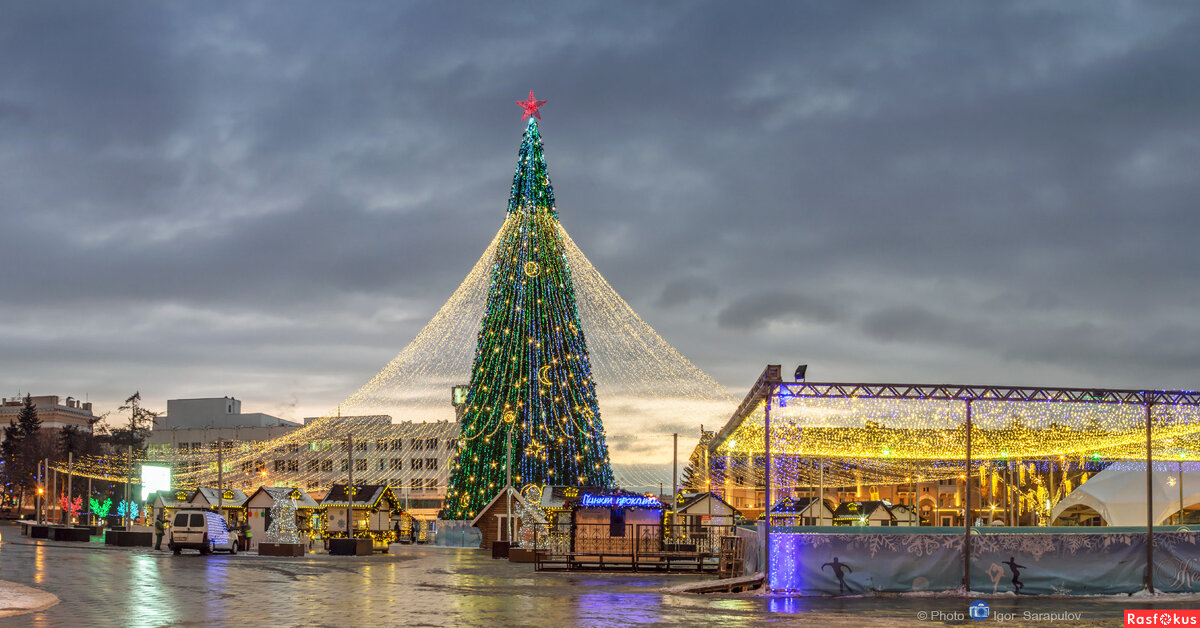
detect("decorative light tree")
[266,498,300,544]
[90,496,113,520]
[59,494,82,523]
[443,93,615,520]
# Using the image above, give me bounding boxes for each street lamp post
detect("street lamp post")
[506,426,513,543]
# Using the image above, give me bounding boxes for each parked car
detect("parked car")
[168,508,238,555]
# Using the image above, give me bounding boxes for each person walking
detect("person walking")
[242,520,253,551]
[154,512,167,550]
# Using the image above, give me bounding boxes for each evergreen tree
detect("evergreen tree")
[1,395,43,511]
[443,96,615,519]
[106,391,159,450]
[680,429,714,492]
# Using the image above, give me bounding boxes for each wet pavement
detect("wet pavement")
[2,523,1198,626]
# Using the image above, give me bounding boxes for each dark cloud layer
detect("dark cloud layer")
[3,1,1200,429]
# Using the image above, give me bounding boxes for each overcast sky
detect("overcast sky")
[3,2,1200,433]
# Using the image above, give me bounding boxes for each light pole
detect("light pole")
[672,433,678,529]
[217,439,224,517]
[506,425,513,543]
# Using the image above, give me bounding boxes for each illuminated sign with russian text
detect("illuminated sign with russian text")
[578,494,661,509]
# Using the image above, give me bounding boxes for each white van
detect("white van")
[168,508,238,555]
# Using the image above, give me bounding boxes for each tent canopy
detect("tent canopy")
[1051,465,1200,526]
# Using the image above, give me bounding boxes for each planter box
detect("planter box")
[51,527,91,542]
[259,542,306,557]
[105,530,153,547]
[328,538,372,556]
[491,541,511,559]
[74,525,103,536]
[508,548,545,563]
[30,525,50,539]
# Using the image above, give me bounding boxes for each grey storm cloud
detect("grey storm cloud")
[717,292,843,331]
[2,0,1200,436]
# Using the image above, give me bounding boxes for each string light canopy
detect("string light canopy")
[709,372,1200,487]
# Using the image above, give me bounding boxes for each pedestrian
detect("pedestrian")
[393,520,402,543]
[154,512,166,550]
[242,520,252,551]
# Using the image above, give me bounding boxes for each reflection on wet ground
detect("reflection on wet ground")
[1,530,1197,627]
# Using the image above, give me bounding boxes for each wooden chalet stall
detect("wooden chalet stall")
[537,485,581,532]
[889,503,919,526]
[189,488,249,526]
[470,487,541,551]
[320,484,401,551]
[571,491,664,559]
[832,500,901,526]
[149,490,193,524]
[769,496,836,526]
[244,487,322,551]
[533,489,728,572]
[675,492,740,530]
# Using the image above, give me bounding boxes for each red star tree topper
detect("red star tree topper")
[517,90,547,120]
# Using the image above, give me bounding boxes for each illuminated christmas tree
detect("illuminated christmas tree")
[444,92,615,519]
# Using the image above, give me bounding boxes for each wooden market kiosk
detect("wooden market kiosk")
[189,487,249,526]
[244,486,322,551]
[320,484,402,551]
[571,491,665,555]
[149,490,193,524]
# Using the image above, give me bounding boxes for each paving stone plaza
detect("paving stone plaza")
[6,523,1200,627]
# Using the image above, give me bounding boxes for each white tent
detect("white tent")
[1051,465,1200,526]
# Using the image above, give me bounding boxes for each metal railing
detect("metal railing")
[530,522,740,572]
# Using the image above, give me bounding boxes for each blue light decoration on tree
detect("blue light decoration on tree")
[115,499,139,520]
[443,92,615,520]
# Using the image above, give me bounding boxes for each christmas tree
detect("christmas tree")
[444,93,615,519]
[266,497,300,544]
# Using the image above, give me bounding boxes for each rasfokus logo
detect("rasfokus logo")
[968,600,990,620]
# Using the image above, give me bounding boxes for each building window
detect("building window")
[426,458,438,470]
[413,440,423,451]
[426,438,437,449]
[355,459,367,472]
[288,460,298,472]
[447,439,457,451]
[412,478,422,490]
[178,442,189,452]
[241,461,254,473]
[390,438,403,451]
[308,460,320,473]
[375,438,387,451]
[341,460,348,472]
[377,459,385,471]
[322,460,333,473]
[355,441,367,452]
[390,458,403,470]
[274,460,285,472]
[308,481,320,490]
[411,458,423,471]
[426,478,437,490]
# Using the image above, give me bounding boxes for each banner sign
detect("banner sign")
[578,494,661,509]
[770,529,1200,595]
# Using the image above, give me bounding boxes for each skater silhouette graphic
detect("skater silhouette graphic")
[822,557,853,594]
[1003,556,1026,593]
